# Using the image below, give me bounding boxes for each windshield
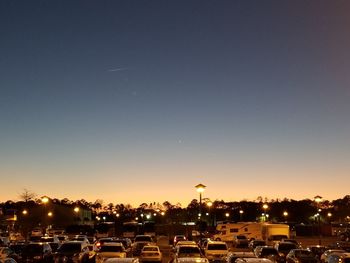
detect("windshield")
[58,243,81,253]
[279,243,297,251]
[143,247,159,252]
[178,246,201,256]
[100,246,124,252]
[23,244,42,254]
[261,248,278,256]
[294,250,314,257]
[135,236,152,242]
[208,244,227,250]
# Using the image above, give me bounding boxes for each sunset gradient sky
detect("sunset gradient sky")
[1,1,350,206]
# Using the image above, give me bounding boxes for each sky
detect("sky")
[1,1,350,207]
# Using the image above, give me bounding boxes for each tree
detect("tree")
[19,189,36,202]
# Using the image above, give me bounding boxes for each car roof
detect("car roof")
[101,242,123,246]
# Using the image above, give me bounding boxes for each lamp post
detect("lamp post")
[41,196,49,233]
[262,204,269,222]
[283,211,288,222]
[195,184,206,239]
[22,210,29,242]
[314,195,323,245]
[239,210,244,221]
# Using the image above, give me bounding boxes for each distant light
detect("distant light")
[327,213,332,217]
[116,213,120,217]
[146,214,151,219]
[48,212,53,217]
[161,212,165,216]
[239,210,244,214]
[283,211,288,217]
[41,196,49,204]
[262,204,268,210]
[22,210,28,215]
[206,213,209,216]
[207,201,213,208]
[153,213,157,216]
[225,213,230,218]
[74,207,80,213]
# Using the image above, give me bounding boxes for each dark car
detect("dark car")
[286,249,318,263]
[9,244,26,261]
[249,240,267,250]
[54,241,90,263]
[275,242,298,260]
[131,242,150,257]
[254,246,283,263]
[21,243,53,263]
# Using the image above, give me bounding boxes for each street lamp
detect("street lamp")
[195,184,206,239]
[195,184,206,215]
[262,204,269,222]
[239,210,244,221]
[225,212,230,219]
[22,210,28,215]
[283,211,288,222]
[314,195,323,245]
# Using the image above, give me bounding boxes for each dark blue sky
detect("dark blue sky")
[1,1,350,205]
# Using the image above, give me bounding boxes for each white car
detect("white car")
[226,252,256,263]
[236,259,273,263]
[204,241,229,262]
[140,245,162,262]
[174,245,208,263]
[105,258,139,263]
[96,243,127,263]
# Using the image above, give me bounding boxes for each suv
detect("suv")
[21,243,53,263]
[204,241,229,262]
[328,252,350,263]
[254,246,283,263]
[234,235,249,248]
[134,235,154,243]
[54,241,90,263]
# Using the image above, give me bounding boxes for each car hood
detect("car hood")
[177,257,208,263]
[97,252,125,258]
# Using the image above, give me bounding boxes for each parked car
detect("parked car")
[249,240,267,250]
[0,248,19,262]
[286,249,318,263]
[0,258,18,263]
[40,236,61,252]
[54,241,90,263]
[21,242,53,263]
[236,259,273,263]
[320,250,346,263]
[234,235,249,248]
[132,242,151,257]
[254,246,283,263]
[134,235,154,244]
[140,245,162,262]
[204,241,229,262]
[95,242,126,263]
[327,252,350,263]
[226,252,257,263]
[281,240,301,249]
[173,244,208,263]
[307,246,327,260]
[173,235,187,245]
[275,242,298,261]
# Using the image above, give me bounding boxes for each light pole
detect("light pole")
[41,196,49,233]
[262,204,269,222]
[283,211,288,222]
[314,195,322,245]
[195,184,206,239]
[239,210,244,221]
